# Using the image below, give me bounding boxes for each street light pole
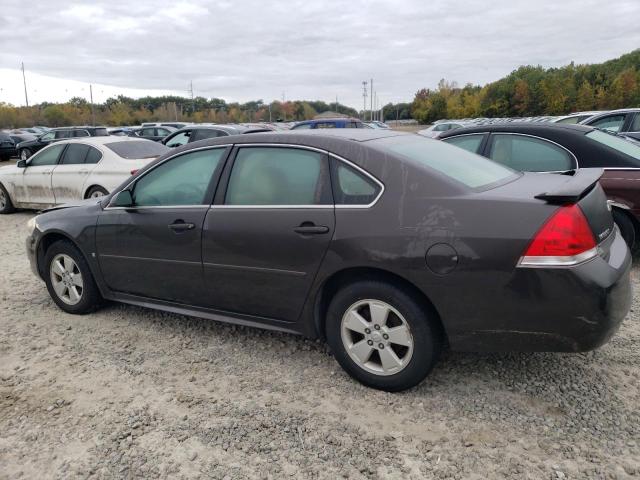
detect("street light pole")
[21,62,29,107]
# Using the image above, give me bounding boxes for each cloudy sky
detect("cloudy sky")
[1,0,639,109]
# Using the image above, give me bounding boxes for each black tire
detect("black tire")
[86,186,109,199]
[0,183,16,214]
[325,280,442,392]
[44,240,103,314]
[20,148,32,161]
[612,209,636,251]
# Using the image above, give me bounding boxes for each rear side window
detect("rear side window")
[442,134,484,154]
[55,130,71,139]
[331,159,381,205]
[316,123,337,129]
[93,128,109,136]
[488,134,574,172]
[192,129,225,141]
[631,114,640,132]
[132,148,225,206]
[292,123,312,130]
[61,144,90,164]
[589,114,625,133]
[85,146,102,164]
[105,140,169,159]
[373,135,516,189]
[73,130,90,137]
[225,147,330,205]
[29,144,66,166]
[586,130,640,161]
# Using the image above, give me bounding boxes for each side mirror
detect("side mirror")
[17,160,27,168]
[111,189,134,208]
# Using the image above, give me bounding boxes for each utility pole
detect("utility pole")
[189,81,194,116]
[268,103,272,122]
[89,84,95,126]
[21,62,29,107]
[370,78,373,122]
[362,81,368,120]
[335,95,339,114]
[282,92,286,121]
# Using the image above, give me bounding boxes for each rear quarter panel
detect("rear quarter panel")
[599,169,640,218]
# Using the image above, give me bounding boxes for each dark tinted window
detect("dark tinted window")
[631,114,640,132]
[85,146,102,164]
[331,159,381,205]
[73,130,90,137]
[104,140,169,159]
[29,144,66,166]
[292,123,312,130]
[316,122,337,129]
[55,130,71,139]
[61,143,90,164]
[192,129,225,141]
[489,134,574,172]
[344,122,358,128]
[140,128,155,137]
[226,147,330,205]
[443,134,484,154]
[132,148,225,206]
[93,128,109,136]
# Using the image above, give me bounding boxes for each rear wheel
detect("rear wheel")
[325,281,442,392]
[86,186,109,198]
[44,240,102,314]
[0,183,15,214]
[20,148,31,161]
[612,209,636,251]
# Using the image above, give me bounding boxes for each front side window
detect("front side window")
[165,131,191,147]
[316,123,337,129]
[156,128,170,136]
[29,144,66,166]
[442,134,484,154]
[332,159,381,205]
[291,123,312,130]
[60,144,90,164]
[140,128,155,137]
[488,134,574,172]
[585,130,640,162]
[132,148,225,206]
[55,130,71,139]
[225,147,330,205]
[192,129,225,141]
[40,132,54,141]
[433,124,449,132]
[590,114,626,133]
[73,130,90,137]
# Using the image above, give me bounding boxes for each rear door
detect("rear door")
[51,143,102,203]
[96,146,229,305]
[201,145,335,321]
[485,134,577,172]
[21,143,67,205]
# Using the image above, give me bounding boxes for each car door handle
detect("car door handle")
[293,224,330,235]
[168,221,195,232]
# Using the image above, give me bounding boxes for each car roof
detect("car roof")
[295,118,361,123]
[438,122,596,138]
[51,126,108,130]
[53,136,148,146]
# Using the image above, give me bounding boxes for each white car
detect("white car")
[418,121,466,139]
[0,137,168,213]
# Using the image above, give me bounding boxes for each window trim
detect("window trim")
[441,132,487,154]
[105,144,232,210]
[58,142,104,165]
[210,143,385,210]
[486,132,579,172]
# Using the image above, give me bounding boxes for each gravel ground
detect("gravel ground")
[1,211,639,479]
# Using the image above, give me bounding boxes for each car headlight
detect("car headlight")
[26,216,38,235]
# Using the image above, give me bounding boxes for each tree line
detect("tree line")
[411,49,640,123]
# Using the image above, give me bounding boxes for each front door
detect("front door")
[21,143,67,205]
[96,147,228,305]
[202,146,335,322]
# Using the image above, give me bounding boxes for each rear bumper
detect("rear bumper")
[448,227,632,352]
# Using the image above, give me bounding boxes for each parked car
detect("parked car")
[24,130,630,391]
[439,123,640,248]
[2,133,37,159]
[552,111,605,125]
[0,137,168,212]
[162,124,271,148]
[17,126,110,160]
[581,108,640,140]
[365,121,391,129]
[0,133,16,161]
[134,126,176,142]
[10,127,42,134]
[290,118,369,130]
[141,122,190,129]
[418,121,466,138]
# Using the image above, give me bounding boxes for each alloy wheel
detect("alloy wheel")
[20,150,28,161]
[50,254,84,305]
[340,299,414,376]
[90,190,105,198]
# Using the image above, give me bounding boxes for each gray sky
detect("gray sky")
[1,0,639,108]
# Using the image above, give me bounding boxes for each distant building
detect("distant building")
[314,111,349,119]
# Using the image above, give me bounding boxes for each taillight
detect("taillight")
[130,169,139,176]
[519,204,597,267]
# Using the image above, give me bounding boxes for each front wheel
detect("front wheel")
[20,148,31,161]
[325,281,442,392]
[44,240,102,314]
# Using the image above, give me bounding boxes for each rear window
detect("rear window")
[104,140,169,159]
[373,135,517,189]
[585,130,640,162]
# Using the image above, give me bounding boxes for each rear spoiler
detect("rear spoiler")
[534,168,603,204]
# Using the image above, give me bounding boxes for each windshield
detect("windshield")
[585,130,640,161]
[372,134,517,189]
[105,140,169,159]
